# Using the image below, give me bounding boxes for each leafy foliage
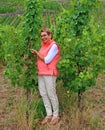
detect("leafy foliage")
[42,1,61,11]
[0,15,22,27]
[0,4,16,13]
[55,0,105,93]
[3,0,43,90]
[22,0,43,90]
[0,25,24,85]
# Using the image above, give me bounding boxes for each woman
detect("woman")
[31,28,60,125]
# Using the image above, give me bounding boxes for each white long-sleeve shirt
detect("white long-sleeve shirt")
[44,44,58,64]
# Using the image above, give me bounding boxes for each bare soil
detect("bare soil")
[0,66,19,130]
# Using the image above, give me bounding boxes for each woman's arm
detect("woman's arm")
[44,44,58,64]
[31,44,58,64]
[31,49,44,61]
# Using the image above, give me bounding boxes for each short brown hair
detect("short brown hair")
[40,28,53,39]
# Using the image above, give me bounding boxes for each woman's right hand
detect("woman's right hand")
[30,49,37,55]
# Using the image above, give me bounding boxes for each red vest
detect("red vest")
[37,40,60,76]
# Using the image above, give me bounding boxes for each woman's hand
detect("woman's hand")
[31,49,44,61]
[30,49,38,55]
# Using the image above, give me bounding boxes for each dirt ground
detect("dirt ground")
[0,66,18,130]
[0,65,105,130]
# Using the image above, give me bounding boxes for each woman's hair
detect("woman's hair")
[40,28,53,39]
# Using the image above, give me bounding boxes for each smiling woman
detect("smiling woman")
[40,29,53,42]
[31,28,60,125]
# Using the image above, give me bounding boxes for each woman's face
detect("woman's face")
[40,31,51,43]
